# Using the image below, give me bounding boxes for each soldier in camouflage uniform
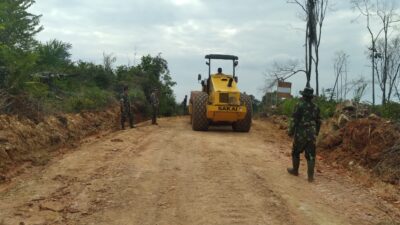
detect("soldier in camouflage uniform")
[182,95,188,115]
[150,88,159,125]
[287,87,321,182]
[120,86,134,129]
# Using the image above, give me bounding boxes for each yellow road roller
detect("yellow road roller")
[189,54,252,132]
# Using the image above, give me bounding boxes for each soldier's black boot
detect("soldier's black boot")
[287,157,300,176]
[307,160,315,182]
[129,114,135,128]
[121,115,126,130]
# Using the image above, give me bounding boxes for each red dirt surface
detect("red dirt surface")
[1,117,399,224]
[318,117,400,185]
[0,107,146,180]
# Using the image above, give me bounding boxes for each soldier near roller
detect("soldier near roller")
[182,95,188,115]
[150,88,159,125]
[120,86,135,129]
[287,86,321,182]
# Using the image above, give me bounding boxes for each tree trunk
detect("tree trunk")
[395,84,400,102]
[388,63,400,101]
[315,47,319,96]
[306,0,316,88]
[382,21,389,105]
[331,68,340,101]
[372,41,376,106]
[307,26,313,87]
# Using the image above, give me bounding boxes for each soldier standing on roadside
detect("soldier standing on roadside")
[120,86,135,129]
[182,95,188,115]
[287,87,321,182]
[150,88,159,125]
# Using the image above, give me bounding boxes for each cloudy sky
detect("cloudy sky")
[29,0,394,102]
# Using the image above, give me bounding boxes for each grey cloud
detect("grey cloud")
[29,0,383,101]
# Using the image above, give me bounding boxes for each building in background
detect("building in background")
[262,80,293,111]
[277,81,292,99]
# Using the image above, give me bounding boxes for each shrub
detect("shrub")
[277,96,336,119]
[376,102,400,121]
[24,79,49,99]
[64,86,114,112]
[315,97,336,119]
[277,98,299,117]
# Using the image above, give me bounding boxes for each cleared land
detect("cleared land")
[0,117,399,225]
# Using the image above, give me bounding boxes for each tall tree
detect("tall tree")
[138,54,177,116]
[288,0,328,94]
[375,36,400,102]
[0,0,43,88]
[314,0,329,96]
[306,0,317,87]
[264,59,305,93]
[0,0,42,51]
[103,52,117,73]
[331,51,349,101]
[36,39,72,71]
[376,1,400,104]
[352,0,400,105]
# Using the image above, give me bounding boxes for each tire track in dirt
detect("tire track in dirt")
[198,148,293,225]
[0,117,399,225]
[0,123,156,224]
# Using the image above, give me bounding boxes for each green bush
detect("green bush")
[24,79,49,99]
[375,102,400,121]
[63,86,114,112]
[1,1,184,118]
[315,97,336,119]
[129,87,149,115]
[66,97,95,112]
[277,98,299,117]
[276,97,336,119]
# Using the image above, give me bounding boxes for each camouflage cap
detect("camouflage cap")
[300,87,314,97]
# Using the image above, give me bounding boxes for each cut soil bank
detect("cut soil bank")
[318,117,400,185]
[268,114,400,186]
[0,107,145,180]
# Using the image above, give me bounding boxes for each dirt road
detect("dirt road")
[0,117,399,225]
